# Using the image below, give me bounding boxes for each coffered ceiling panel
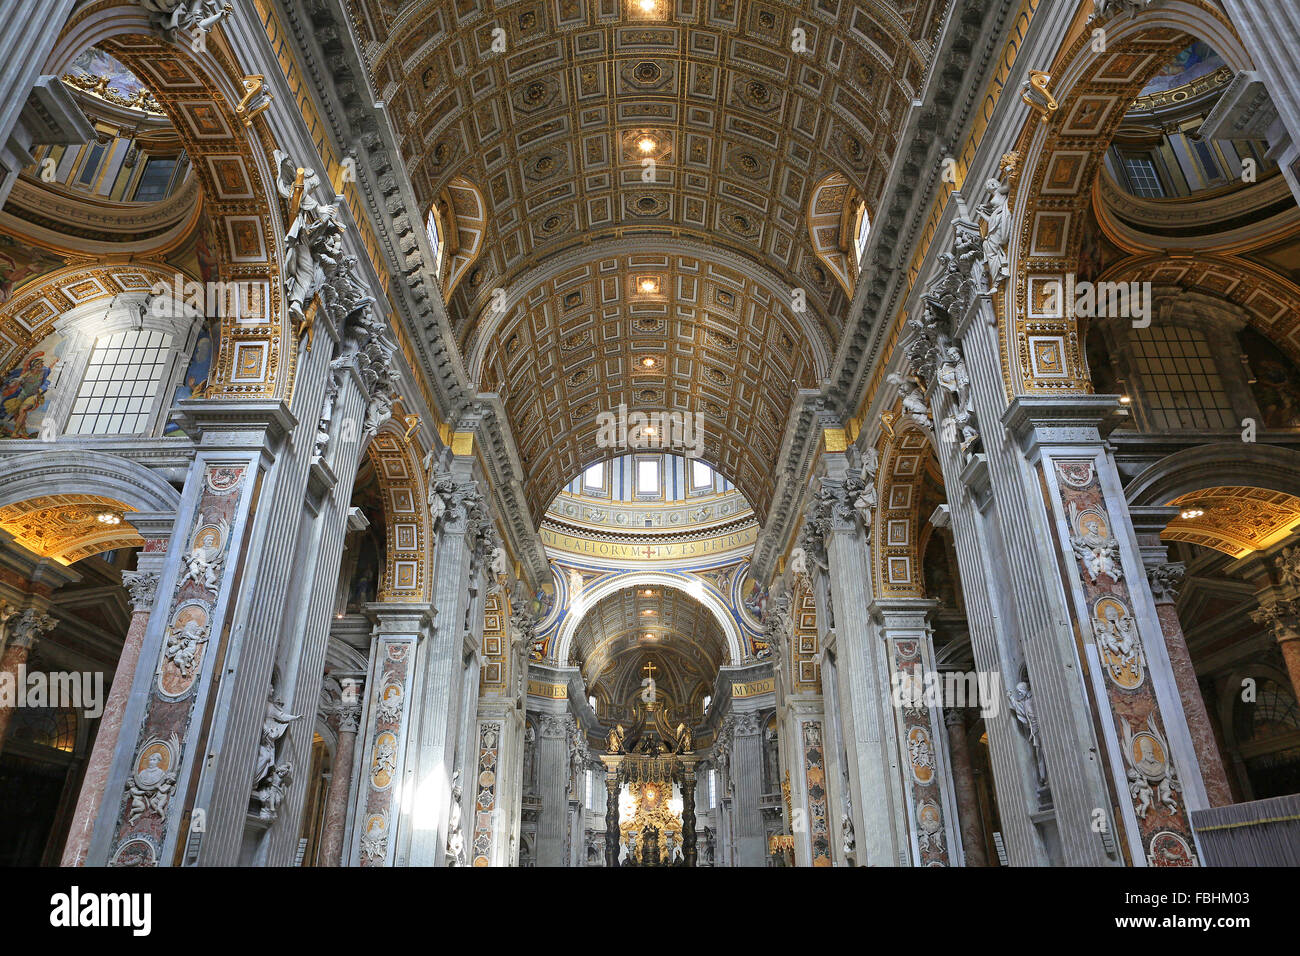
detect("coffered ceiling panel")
[351,0,946,335]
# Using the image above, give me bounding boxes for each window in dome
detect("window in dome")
[690,459,713,490]
[582,461,604,492]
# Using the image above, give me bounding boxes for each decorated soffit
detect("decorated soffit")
[1163,487,1300,559]
[353,0,945,338]
[573,585,727,706]
[0,494,141,565]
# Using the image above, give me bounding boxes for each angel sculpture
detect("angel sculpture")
[179,517,228,592]
[164,618,209,678]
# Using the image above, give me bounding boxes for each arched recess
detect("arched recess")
[1002,0,1253,397]
[1093,253,1300,366]
[467,240,832,523]
[0,448,181,561]
[42,2,295,401]
[1126,443,1300,507]
[550,571,746,669]
[0,261,203,398]
[872,423,940,598]
[363,426,433,603]
[807,173,863,298]
[441,176,486,299]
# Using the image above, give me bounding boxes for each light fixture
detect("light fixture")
[1179,506,1205,520]
[644,632,655,640]
[1119,395,1132,405]
[642,356,656,367]
[637,0,656,11]
[638,136,656,153]
[642,608,656,615]
[642,589,654,596]
[644,426,656,437]
[96,512,121,525]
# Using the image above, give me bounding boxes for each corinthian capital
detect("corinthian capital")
[9,608,56,650]
[1250,599,1300,641]
[122,569,162,613]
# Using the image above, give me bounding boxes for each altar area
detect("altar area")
[600,750,699,867]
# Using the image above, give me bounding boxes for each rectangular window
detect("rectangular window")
[636,458,660,495]
[584,769,593,810]
[132,156,178,202]
[66,329,172,436]
[1122,152,1165,198]
[582,461,604,492]
[690,459,713,490]
[1129,326,1236,430]
[709,769,717,808]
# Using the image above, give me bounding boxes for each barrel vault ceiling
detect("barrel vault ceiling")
[348,0,950,520]
[571,585,730,719]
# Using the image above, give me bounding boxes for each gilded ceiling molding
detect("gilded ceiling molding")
[464,237,834,381]
[1003,0,1251,398]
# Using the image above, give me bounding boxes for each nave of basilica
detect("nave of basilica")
[0,0,1299,871]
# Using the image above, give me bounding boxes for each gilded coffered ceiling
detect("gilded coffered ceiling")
[0,494,141,565]
[478,247,825,519]
[349,0,949,517]
[573,585,728,715]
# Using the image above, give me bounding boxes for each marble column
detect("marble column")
[872,599,963,866]
[404,465,486,866]
[1139,559,1233,808]
[730,710,766,866]
[943,708,988,866]
[815,446,909,866]
[681,764,697,866]
[0,608,56,755]
[603,759,620,867]
[535,712,570,866]
[1218,1,1300,200]
[61,564,163,867]
[318,693,363,866]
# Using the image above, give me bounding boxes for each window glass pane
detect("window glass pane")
[582,462,604,490]
[855,204,871,263]
[65,329,172,436]
[691,460,712,489]
[1130,326,1235,430]
[637,459,659,494]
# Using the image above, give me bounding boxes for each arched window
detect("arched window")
[425,205,444,283]
[853,201,871,267]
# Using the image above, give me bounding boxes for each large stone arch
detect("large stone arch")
[1002,0,1252,397]
[1125,442,1300,507]
[0,448,181,561]
[41,2,295,401]
[550,569,747,668]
